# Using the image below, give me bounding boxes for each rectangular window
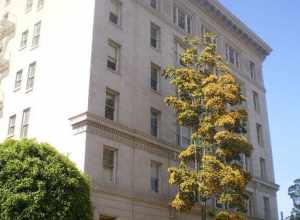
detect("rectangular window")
[7,115,16,137]
[20,108,30,138]
[150,23,160,49]
[250,61,256,80]
[173,6,191,33]
[225,44,239,68]
[260,158,267,180]
[20,30,29,49]
[37,0,44,9]
[150,108,160,138]
[109,0,121,25]
[32,21,42,47]
[107,40,120,72]
[105,89,118,121]
[26,0,33,11]
[150,0,158,9]
[256,123,264,146]
[177,126,191,148]
[263,197,271,220]
[14,70,23,90]
[247,193,254,216]
[253,91,260,113]
[245,156,252,173]
[103,147,117,184]
[150,63,160,91]
[26,62,36,90]
[150,161,161,193]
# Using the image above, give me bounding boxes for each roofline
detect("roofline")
[197,0,272,57]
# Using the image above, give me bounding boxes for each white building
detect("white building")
[0,0,279,219]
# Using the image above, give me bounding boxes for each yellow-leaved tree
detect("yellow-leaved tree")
[163,34,252,220]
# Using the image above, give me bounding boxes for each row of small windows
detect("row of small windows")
[20,21,42,49]
[108,0,260,82]
[101,145,270,219]
[7,108,31,138]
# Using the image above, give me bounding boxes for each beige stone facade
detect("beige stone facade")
[0,0,278,219]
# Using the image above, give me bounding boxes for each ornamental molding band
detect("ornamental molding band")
[194,0,272,58]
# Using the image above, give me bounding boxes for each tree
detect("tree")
[163,34,252,220]
[0,139,93,220]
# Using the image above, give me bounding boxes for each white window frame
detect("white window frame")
[263,196,271,220]
[177,126,191,148]
[107,40,120,72]
[109,0,121,26]
[32,21,42,48]
[102,146,118,184]
[173,5,192,33]
[150,63,160,92]
[150,22,161,50]
[20,30,29,49]
[26,0,33,12]
[37,0,44,10]
[7,115,16,137]
[256,123,264,146]
[26,62,36,91]
[14,70,23,90]
[20,108,30,138]
[150,161,161,193]
[253,91,260,113]
[150,108,160,138]
[225,44,239,68]
[105,88,118,121]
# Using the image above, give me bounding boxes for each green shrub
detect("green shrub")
[0,139,93,220]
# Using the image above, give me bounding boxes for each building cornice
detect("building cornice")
[194,0,272,59]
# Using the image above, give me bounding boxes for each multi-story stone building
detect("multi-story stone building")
[0,0,279,219]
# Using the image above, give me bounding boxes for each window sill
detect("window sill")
[110,21,122,30]
[30,45,39,50]
[25,88,33,94]
[107,68,121,76]
[13,87,21,92]
[151,46,161,53]
[7,134,14,138]
[25,8,32,14]
[19,46,27,51]
[151,88,161,96]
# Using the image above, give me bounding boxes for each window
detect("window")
[26,62,36,90]
[26,0,33,11]
[32,21,42,47]
[150,23,160,49]
[201,25,217,45]
[102,147,117,183]
[247,193,254,216]
[250,61,256,80]
[259,158,266,180]
[20,108,30,138]
[20,30,29,49]
[177,126,191,148]
[150,63,160,91]
[245,156,252,173]
[14,70,23,90]
[109,0,121,25]
[37,0,44,9]
[5,0,10,6]
[256,123,263,146]
[150,108,160,138]
[173,5,191,33]
[107,40,120,72]
[150,0,158,9]
[99,215,116,220]
[105,89,118,121]
[263,197,271,220]
[175,41,185,66]
[253,91,260,113]
[150,161,161,193]
[225,44,239,68]
[7,115,16,137]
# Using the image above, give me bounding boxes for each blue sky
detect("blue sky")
[218,0,300,217]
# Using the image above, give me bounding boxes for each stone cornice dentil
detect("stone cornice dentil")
[193,0,272,59]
